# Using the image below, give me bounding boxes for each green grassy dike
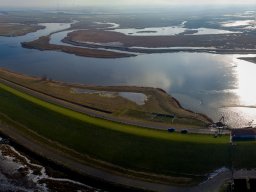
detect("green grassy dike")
[0,82,230,176]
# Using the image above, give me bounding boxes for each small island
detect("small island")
[21,35,135,58]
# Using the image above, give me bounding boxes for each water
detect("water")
[110,25,238,36]
[119,92,147,105]
[222,20,255,27]
[1,22,256,127]
[0,144,95,191]
[94,22,120,29]
[50,30,75,45]
[72,88,147,105]
[224,10,256,18]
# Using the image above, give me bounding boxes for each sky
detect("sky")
[0,0,256,8]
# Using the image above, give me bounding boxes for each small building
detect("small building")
[231,127,256,142]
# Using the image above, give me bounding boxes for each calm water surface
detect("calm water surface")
[1,23,256,127]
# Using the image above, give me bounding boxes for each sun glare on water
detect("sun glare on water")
[222,56,256,127]
[233,56,256,107]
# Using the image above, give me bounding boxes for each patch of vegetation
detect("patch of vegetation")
[233,142,256,169]
[122,109,206,127]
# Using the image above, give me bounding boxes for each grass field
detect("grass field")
[0,82,239,178]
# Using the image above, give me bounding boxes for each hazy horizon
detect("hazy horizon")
[0,0,256,9]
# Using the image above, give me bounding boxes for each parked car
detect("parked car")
[181,129,188,134]
[168,128,176,133]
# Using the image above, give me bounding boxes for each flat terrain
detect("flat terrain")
[0,23,44,37]
[21,36,135,58]
[0,68,210,129]
[65,30,256,52]
[5,10,255,57]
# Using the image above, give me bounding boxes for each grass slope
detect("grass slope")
[0,82,230,175]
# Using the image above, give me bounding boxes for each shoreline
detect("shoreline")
[19,29,256,59]
[61,29,256,56]
[0,68,213,130]
[0,23,45,37]
[0,132,144,192]
[26,33,256,58]
[21,36,136,59]
[238,57,256,64]
[63,37,256,55]
[0,68,228,191]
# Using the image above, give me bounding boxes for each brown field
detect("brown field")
[0,23,44,37]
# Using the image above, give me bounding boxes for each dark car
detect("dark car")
[181,129,188,134]
[168,128,176,133]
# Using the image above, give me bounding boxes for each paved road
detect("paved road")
[0,120,234,192]
[0,77,231,191]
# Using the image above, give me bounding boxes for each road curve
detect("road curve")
[0,121,231,192]
[0,77,230,192]
[0,77,226,135]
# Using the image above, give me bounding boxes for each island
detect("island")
[0,23,44,37]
